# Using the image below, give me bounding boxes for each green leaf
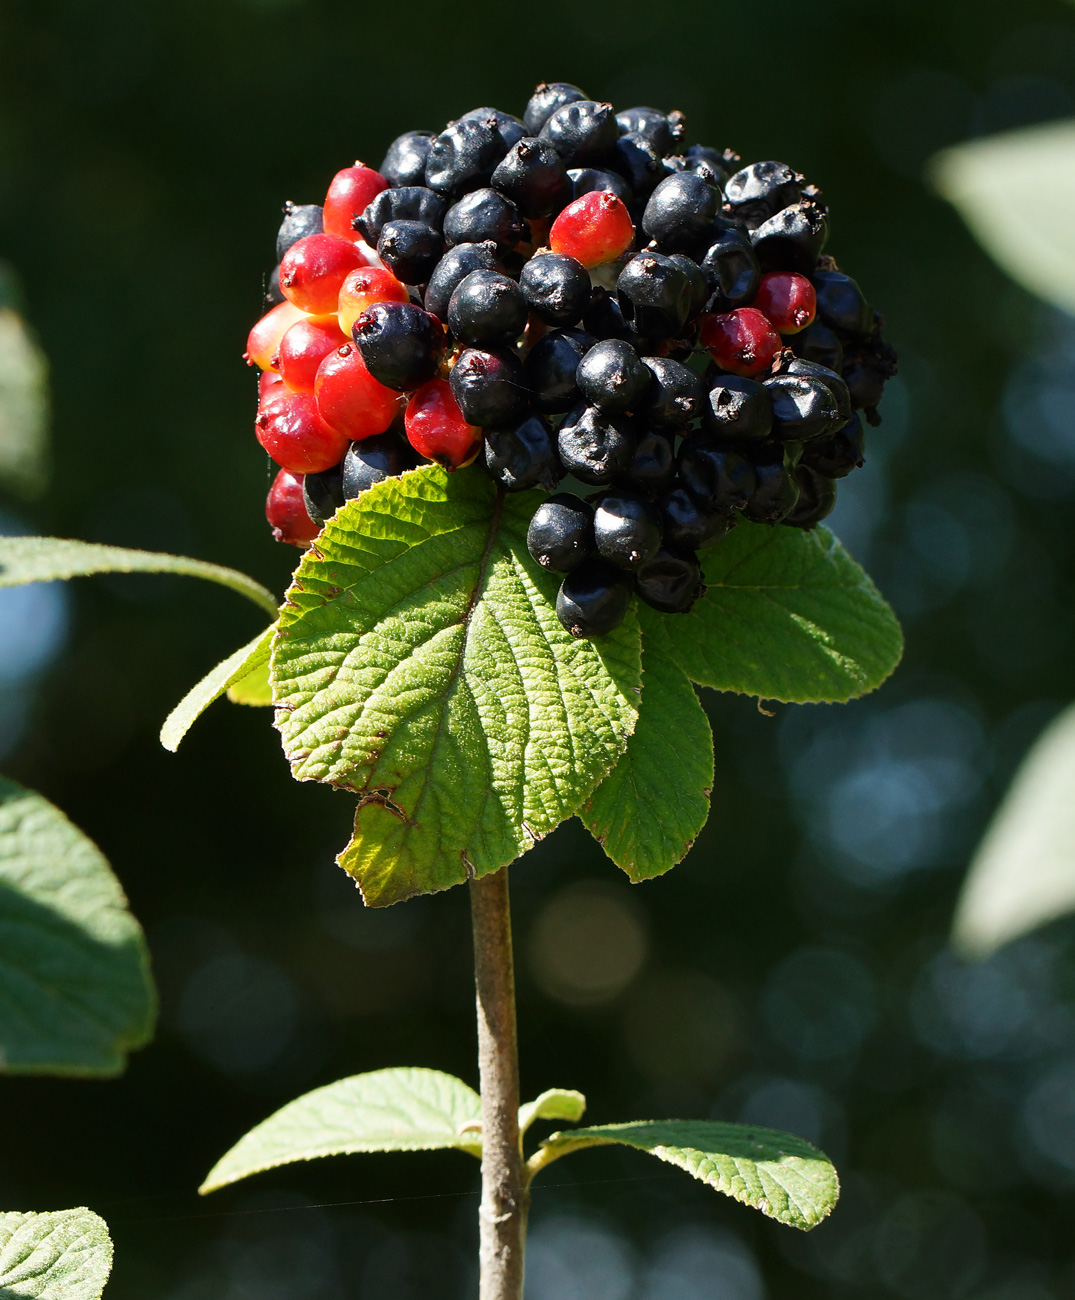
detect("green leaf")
[667,522,902,703]
[581,610,713,880]
[534,1120,838,1231]
[0,779,155,1075]
[227,651,273,706]
[931,119,1075,313]
[953,702,1075,958]
[0,1209,113,1299]
[271,465,641,907]
[519,1087,587,1136]
[0,537,277,616]
[200,1067,482,1193]
[160,627,274,752]
[0,300,49,499]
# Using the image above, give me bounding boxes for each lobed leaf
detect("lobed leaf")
[160,627,274,752]
[535,1119,838,1230]
[667,522,902,703]
[271,466,641,907]
[0,537,277,615]
[518,1087,587,1135]
[0,779,155,1076]
[581,609,713,880]
[953,701,1075,958]
[0,1208,112,1299]
[201,1067,482,1193]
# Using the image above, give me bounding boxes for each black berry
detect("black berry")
[353,301,443,391]
[524,82,587,136]
[639,356,703,432]
[568,167,634,205]
[577,339,652,413]
[380,131,435,187]
[706,374,773,442]
[610,132,665,198]
[742,441,800,523]
[277,202,323,261]
[483,411,562,491]
[342,431,418,499]
[557,403,637,483]
[460,106,526,151]
[449,347,528,426]
[699,227,761,309]
[425,117,508,199]
[443,188,526,252]
[623,429,676,495]
[525,329,594,413]
[556,561,631,638]
[617,252,691,337]
[724,161,803,228]
[811,269,873,337]
[423,241,501,321]
[447,269,527,347]
[302,460,345,526]
[377,219,444,285]
[490,138,572,218]
[660,486,733,550]
[800,412,864,479]
[641,173,720,253]
[519,252,590,327]
[355,187,446,245]
[784,465,838,529]
[763,372,841,442]
[540,100,618,166]
[615,106,686,155]
[634,547,704,614]
[527,493,594,572]
[678,436,756,512]
[790,321,844,371]
[594,492,663,570]
[751,200,829,274]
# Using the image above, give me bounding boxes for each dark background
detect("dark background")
[3,1,1075,1296]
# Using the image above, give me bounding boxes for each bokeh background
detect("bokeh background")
[3,1,1075,1296]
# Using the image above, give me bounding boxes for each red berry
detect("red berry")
[699,308,781,378]
[323,163,388,241]
[314,343,402,441]
[266,468,320,546]
[276,315,348,393]
[751,272,816,334]
[337,265,410,336]
[256,390,350,474]
[549,191,635,268]
[245,300,305,371]
[258,369,286,408]
[279,234,367,315]
[405,378,480,470]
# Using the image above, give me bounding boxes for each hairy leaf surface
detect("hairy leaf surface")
[201,1068,482,1192]
[668,523,901,703]
[0,779,155,1075]
[519,1088,587,1135]
[271,467,641,906]
[0,1209,112,1299]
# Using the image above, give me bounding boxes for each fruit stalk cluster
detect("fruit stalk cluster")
[246,81,897,637]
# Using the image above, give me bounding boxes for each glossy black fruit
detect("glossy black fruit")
[524,329,594,413]
[594,492,663,570]
[582,287,641,344]
[683,143,731,185]
[635,547,704,613]
[623,429,675,494]
[447,269,527,347]
[751,200,829,274]
[699,227,761,309]
[800,412,864,479]
[527,493,594,572]
[577,339,651,413]
[706,374,773,442]
[763,372,841,442]
[483,411,562,491]
[443,188,526,252]
[742,441,800,523]
[784,464,838,529]
[556,561,631,638]
[610,132,665,197]
[460,106,526,151]
[425,117,508,199]
[524,82,587,136]
[660,486,734,550]
[264,264,284,307]
[558,403,637,483]
[519,253,590,326]
[276,202,323,261]
[615,106,686,154]
[423,241,501,320]
[539,99,618,166]
[302,460,344,526]
[811,269,873,336]
[380,131,436,187]
[341,431,418,498]
[789,321,844,371]
[639,356,703,431]
[617,253,691,337]
[678,435,756,512]
[490,138,572,218]
[724,161,803,228]
[377,219,444,284]
[667,253,709,320]
[355,187,446,245]
[353,301,443,391]
[568,166,634,205]
[641,173,720,252]
[449,347,527,426]
[782,357,852,424]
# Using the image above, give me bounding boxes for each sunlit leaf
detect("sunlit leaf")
[0,1208,113,1299]
[518,1087,587,1135]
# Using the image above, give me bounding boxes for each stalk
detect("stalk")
[470,867,528,1300]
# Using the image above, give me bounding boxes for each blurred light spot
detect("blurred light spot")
[529,883,647,1006]
[526,1217,634,1300]
[178,951,298,1074]
[623,971,740,1087]
[737,1076,833,1148]
[639,1225,764,1300]
[762,948,876,1069]
[1020,1057,1075,1180]
[361,1229,470,1299]
[872,1191,987,1299]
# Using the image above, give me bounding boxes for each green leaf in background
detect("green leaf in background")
[0,779,155,1075]
[667,522,902,703]
[200,1067,482,1193]
[272,466,641,907]
[0,1208,112,1300]
[518,1087,587,1135]
[0,537,277,616]
[533,1120,838,1230]
[953,702,1075,958]
[160,627,274,751]
[581,610,713,880]
[0,271,49,499]
[932,118,1075,314]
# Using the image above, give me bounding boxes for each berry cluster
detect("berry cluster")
[247,82,896,638]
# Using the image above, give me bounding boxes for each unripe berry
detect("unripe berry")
[549,191,634,268]
[279,234,367,315]
[751,272,816,335]
[337,266,409,336]
[699,307,781,378]
[266,468,320,546]
[322,163,387,241]
[276,316,347,393]
[256,391,350,474]
[245,301,304,371]
[405,379,481,470]
[314,344,403,441]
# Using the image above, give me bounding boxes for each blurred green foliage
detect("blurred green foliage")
[4,1,1075,1297]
